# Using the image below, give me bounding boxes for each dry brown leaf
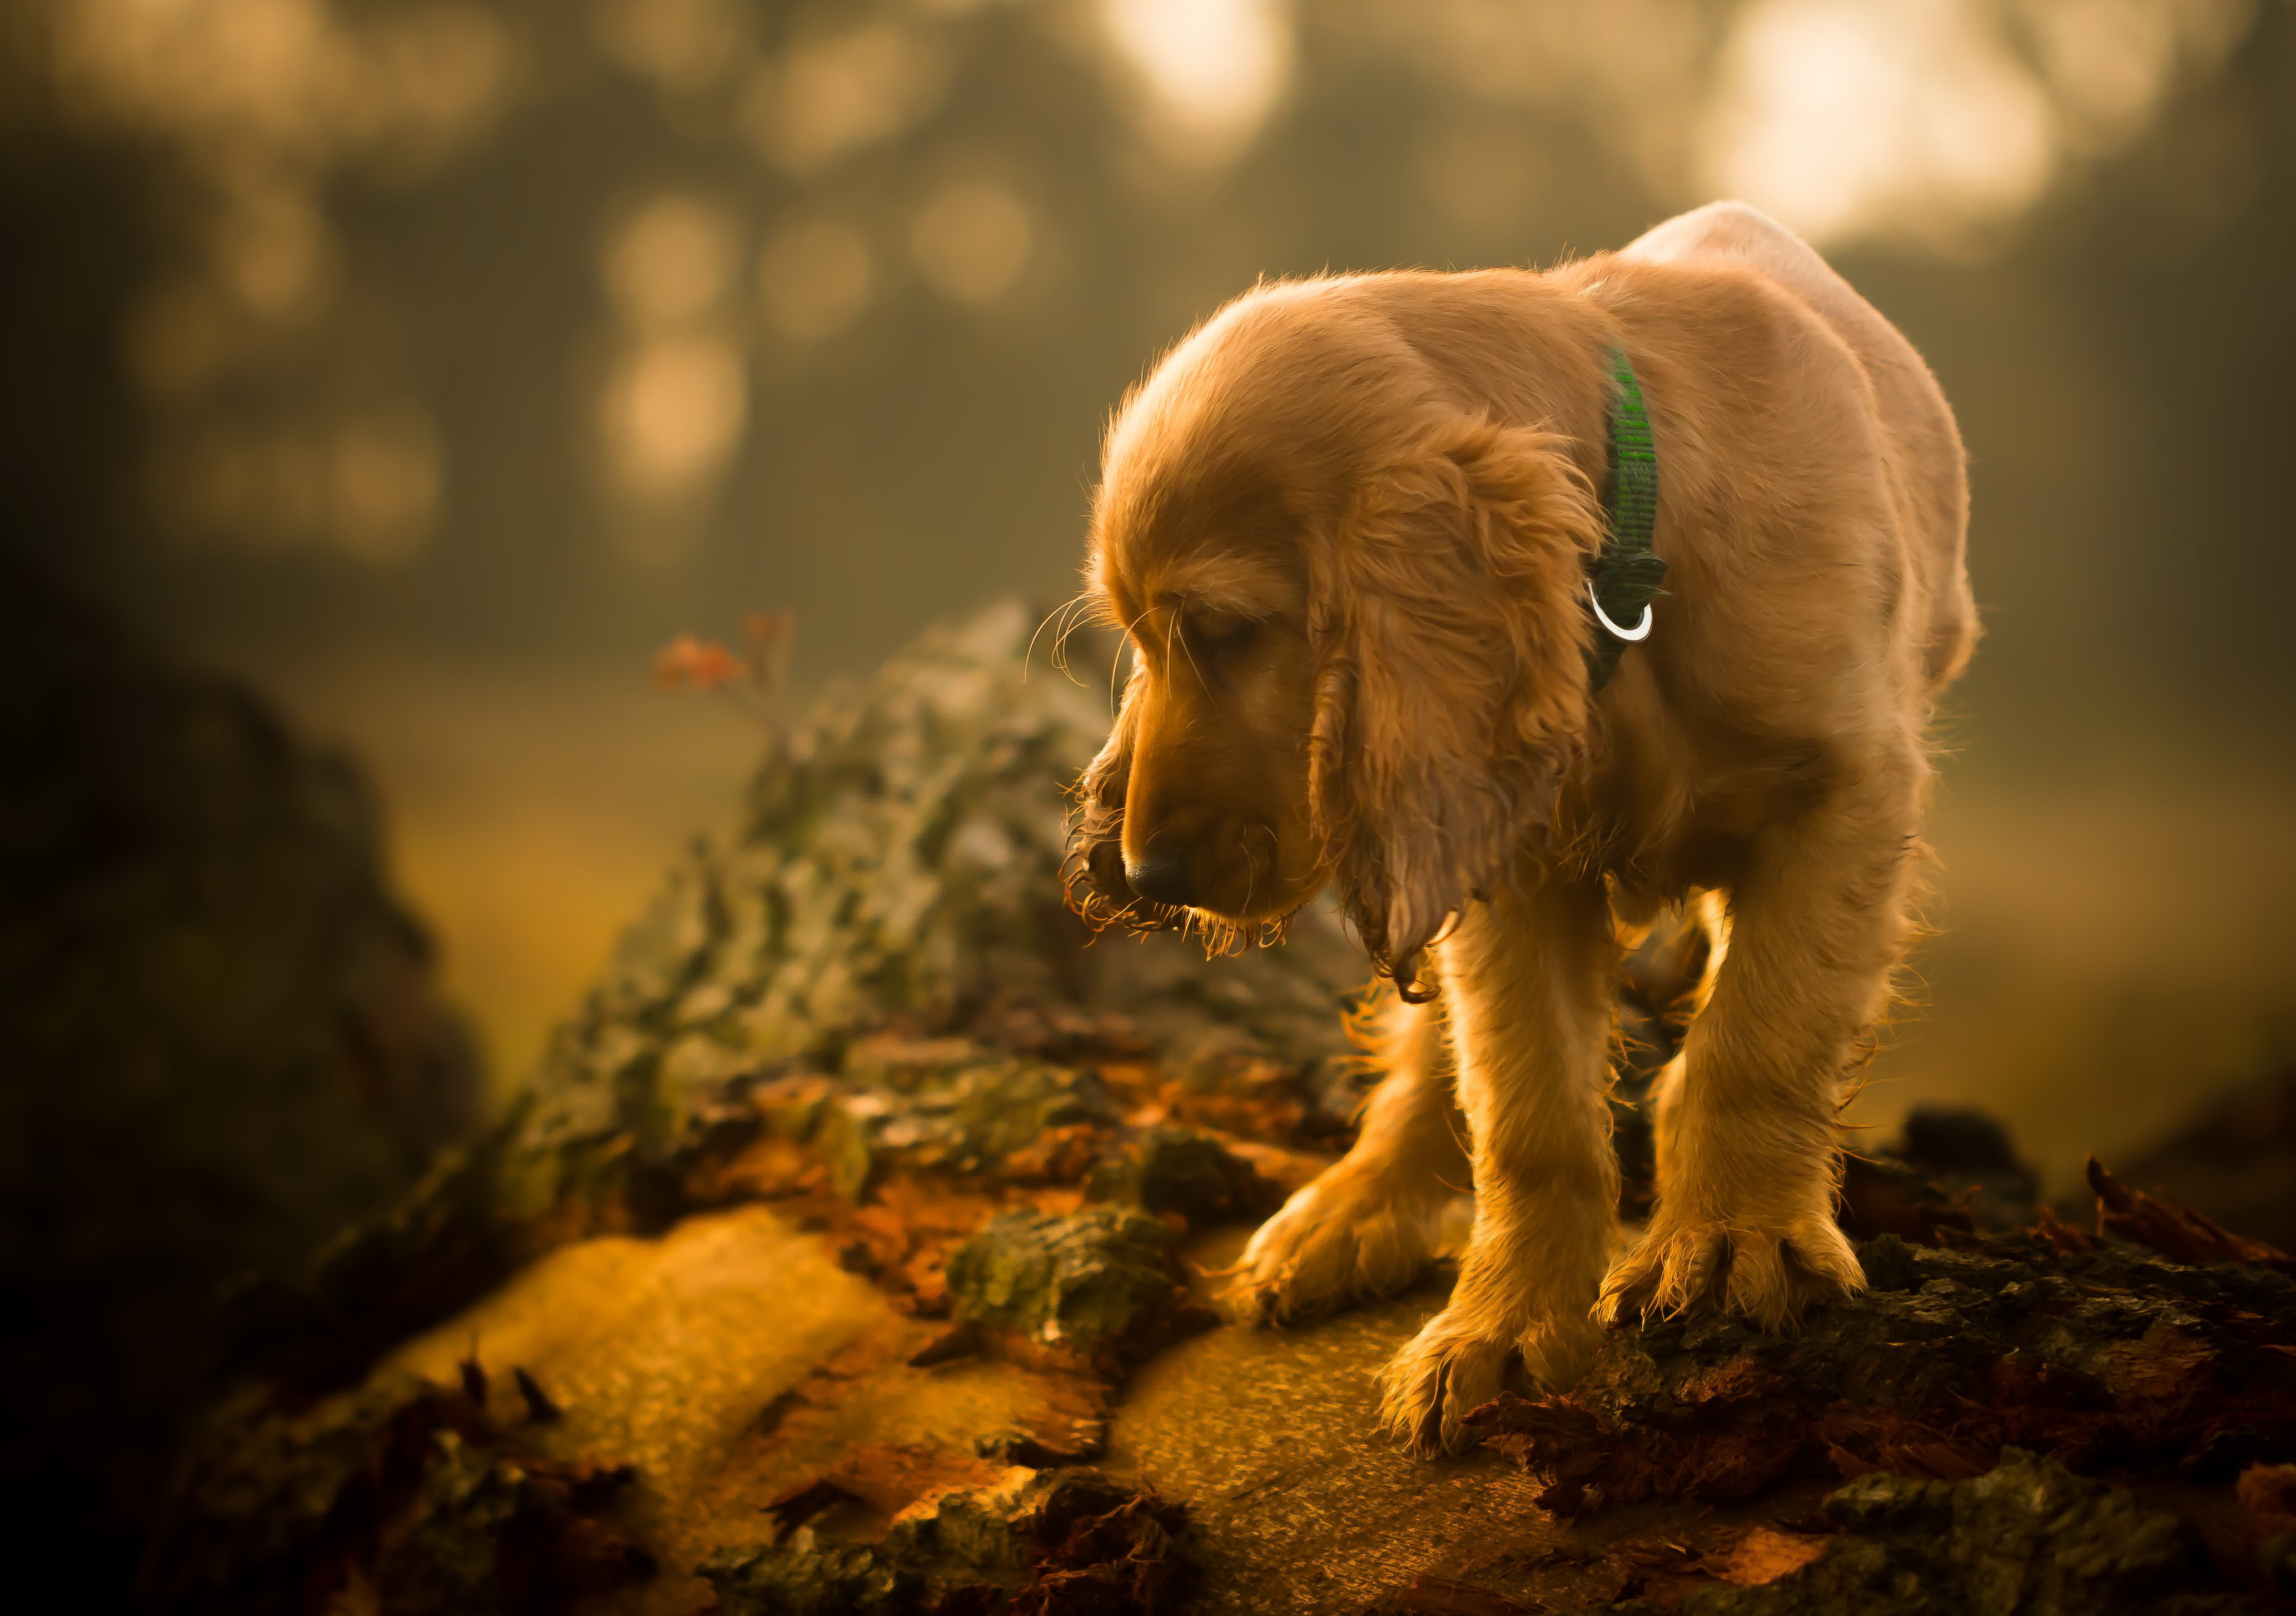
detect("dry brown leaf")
[1709,1527,1830,1587]
[827,1443,1004,1517]
[2086,1157,2296,1271]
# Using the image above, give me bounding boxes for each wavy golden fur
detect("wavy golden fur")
[1067,202,1977,1455]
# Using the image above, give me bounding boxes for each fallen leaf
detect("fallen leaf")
[1708,1527,1830,1586]
[2087,1157,2296,1272]
[653,633,749,690]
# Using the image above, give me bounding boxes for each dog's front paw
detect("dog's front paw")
[1598,1210,1863,1332]
[1235,1165,1445,1324]
[1377,1303,1602,1458]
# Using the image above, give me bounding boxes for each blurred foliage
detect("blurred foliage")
[0,0,2286,743]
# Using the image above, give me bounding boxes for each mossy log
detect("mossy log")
[151,605,2296,1614]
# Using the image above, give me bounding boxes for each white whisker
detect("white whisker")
[1025,593,1092,684]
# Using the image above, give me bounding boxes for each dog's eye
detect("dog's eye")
[1182,613,1259,658]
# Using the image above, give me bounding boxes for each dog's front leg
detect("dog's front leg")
[1599,743,1923,1329]
[1238,987,1467,1320]
[1378,869,1619,1456]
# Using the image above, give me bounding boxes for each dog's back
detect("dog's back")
[1621,202,1977,693]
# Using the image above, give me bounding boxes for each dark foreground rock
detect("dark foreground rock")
[0,561,478,1602]
[148,603,2296,1614]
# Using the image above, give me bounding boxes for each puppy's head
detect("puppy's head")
[1067,282,1602,995]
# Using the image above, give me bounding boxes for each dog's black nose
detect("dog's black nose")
[1124,851,1195,908]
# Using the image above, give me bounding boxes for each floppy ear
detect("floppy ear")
[1308,414,1603,998]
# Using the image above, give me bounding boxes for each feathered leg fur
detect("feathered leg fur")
[1378,867,1620,1456]
[1601,743,1925,1328]
[1238,987,1467,1320]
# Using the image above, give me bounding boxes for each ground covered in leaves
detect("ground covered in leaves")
[149,604,2296,1614]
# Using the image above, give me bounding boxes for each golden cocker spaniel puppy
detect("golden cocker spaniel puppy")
[1066,202,1977,1455]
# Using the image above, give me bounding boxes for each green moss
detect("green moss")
[702,1539,913,1616]
[945,1207,1187,1354]
[1086,1125,1269,1224]
[703,1470,1187,1616]
[854,1054,1115,1175]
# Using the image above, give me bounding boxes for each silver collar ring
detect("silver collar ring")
[1587,580,1653,642]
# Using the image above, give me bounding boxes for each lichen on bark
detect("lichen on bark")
[703,1469,1190,1616]
[945,1207,1214,1364]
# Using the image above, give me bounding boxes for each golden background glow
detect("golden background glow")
[16,0,2293,1187]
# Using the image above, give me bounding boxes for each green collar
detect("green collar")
[1584,346,1666,691]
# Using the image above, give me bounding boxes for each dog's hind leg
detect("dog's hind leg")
[1599,743,1923,1331]
[1236,984,1468,1323]
[1378,868,1621,1456]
